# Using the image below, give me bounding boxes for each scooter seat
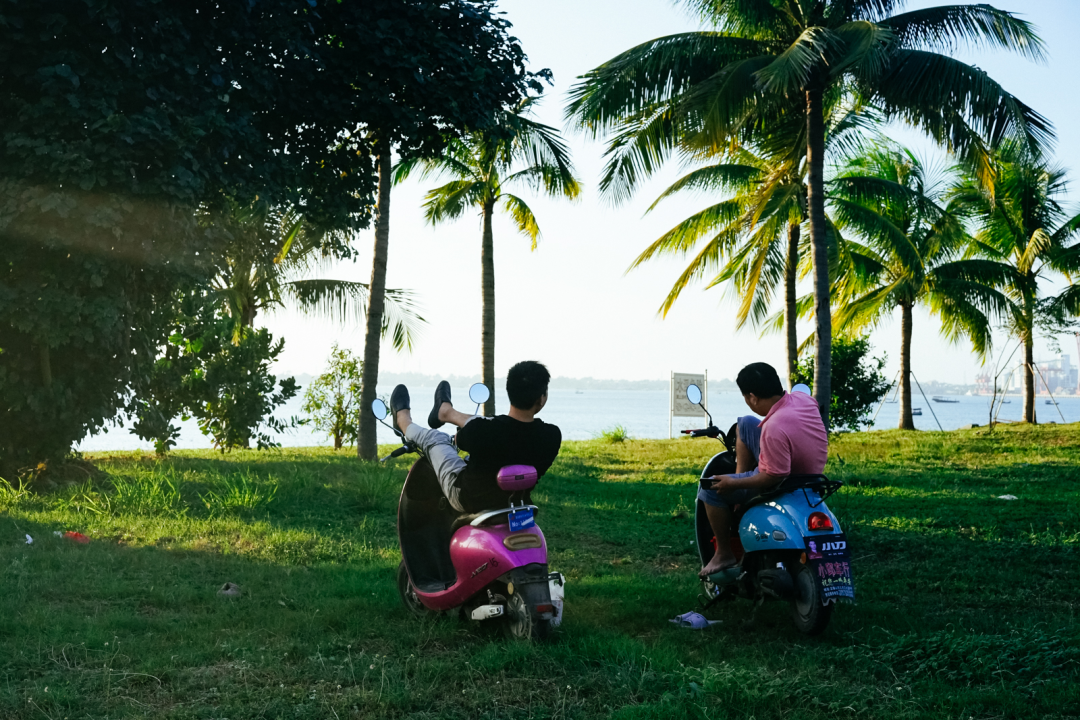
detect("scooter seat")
[449,506,539,533]
[740,474,840,512]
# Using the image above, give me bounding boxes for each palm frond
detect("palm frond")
[282,281,424,352]
[628,199,746,269]
[647,163,763,212]
[827,21,895,81]
[421,180,486,225]
[865,50,1055,173]
[501,194,541,250]
[566,33,767,134]
[755,27,842,94]
[882,5,1046,61]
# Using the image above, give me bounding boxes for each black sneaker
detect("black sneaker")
[390,384,411,433]
[429,381,452,429]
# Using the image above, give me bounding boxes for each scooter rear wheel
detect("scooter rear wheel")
[502,592,550,641]
[397,561,432,617]
[790,563,833,635]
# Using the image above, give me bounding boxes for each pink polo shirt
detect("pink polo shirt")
[757,392,828,477]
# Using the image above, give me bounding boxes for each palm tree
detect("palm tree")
[629,146,804,382]
[210,200,422,348]
[567,0,1050,429]
[628,107,873,384]
[394,99,581,415]
[951,143,1080,422]
[829,143,1011,428]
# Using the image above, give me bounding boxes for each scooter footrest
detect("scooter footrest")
[707,567,741,585]
[470,604,505,620]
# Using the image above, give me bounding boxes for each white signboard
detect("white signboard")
[670,371,707,438]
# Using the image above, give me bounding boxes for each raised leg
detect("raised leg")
[438,403,476,429]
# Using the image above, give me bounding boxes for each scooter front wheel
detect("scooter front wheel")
[790,563,833,635]
[397,561,432,618]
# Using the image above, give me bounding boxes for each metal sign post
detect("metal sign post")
[670,371,708,438]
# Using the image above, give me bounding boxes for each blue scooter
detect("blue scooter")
[682,384,854,635]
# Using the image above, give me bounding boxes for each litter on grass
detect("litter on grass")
[218,582,242,597]
[24,534,32,545]
[669,611,721,629]
[63,531,90,544]
[997,494,1019,501]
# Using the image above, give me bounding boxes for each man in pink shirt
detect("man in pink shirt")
[698,362,829,577]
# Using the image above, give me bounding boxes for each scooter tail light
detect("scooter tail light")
[807,512,834,532]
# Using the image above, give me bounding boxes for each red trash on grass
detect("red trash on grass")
[63,531,90,544]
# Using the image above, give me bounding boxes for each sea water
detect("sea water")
[75,386,1080,453]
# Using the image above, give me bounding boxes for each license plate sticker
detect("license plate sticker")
[806,533,855,604]
[509,507,535,532]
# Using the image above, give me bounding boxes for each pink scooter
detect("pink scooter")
[371,385,564,640]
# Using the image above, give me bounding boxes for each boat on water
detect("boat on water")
[1045,399,1058,405]
[912,408,922,416]
[932,396,959,403]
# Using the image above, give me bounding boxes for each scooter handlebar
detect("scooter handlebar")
[380,445,413,462]
[681,426,721,438]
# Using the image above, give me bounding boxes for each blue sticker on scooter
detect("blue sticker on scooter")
[806,533,855,604]
[509,508,535,532]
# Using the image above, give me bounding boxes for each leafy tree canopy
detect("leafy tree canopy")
[0,0,540,475]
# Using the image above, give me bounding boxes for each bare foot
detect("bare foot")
[699,554,738,578]
[436,402,453,423]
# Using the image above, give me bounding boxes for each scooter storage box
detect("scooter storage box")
[497,465,538,492]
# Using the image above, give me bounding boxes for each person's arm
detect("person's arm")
[534,426,562,477]
[709,470,783,493]
[455,417,487,453]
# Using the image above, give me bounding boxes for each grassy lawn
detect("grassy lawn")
[1,425,1078,719]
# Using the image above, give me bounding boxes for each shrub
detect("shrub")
[302,345,363,450]
[795,336,890,432]
[133,299,299,452]
[599,425,630,443]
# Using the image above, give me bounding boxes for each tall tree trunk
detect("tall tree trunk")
[39,342,52,390]
[806,84,831,430]
[1023,324,1036,424]
[899,302,914,430]
[784,221,800,387]
[357,148,393,460]
[481,199,496,417]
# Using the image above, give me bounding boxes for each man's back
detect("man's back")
[455,416,562,511]
[758,392,828,477]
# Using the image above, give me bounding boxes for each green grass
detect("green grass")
[1,425,1078,719]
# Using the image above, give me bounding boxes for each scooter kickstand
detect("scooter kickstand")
[740,595,766,630]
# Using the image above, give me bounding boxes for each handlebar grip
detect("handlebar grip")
[389,446,410,458]
[684,426,721,438]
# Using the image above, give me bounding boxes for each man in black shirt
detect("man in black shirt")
[390,360,562,513]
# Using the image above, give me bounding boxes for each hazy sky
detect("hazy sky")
[264,0,1080,385]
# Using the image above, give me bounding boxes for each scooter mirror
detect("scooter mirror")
[468,383,491,405]
[686,384,703,406]
[371,398,389,420]
[792,383,811,396]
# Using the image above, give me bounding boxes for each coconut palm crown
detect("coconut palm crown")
[828,143,1013,428]
[394,98,581,415]
[951,142,1080,423]
[567,0,1051,429]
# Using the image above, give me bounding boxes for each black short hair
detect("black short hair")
[736,362,784,398]
[507,360,550,409]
